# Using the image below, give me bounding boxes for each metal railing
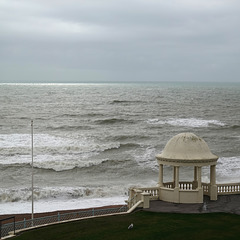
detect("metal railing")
[0,217,15,239]
[0,206,127,239]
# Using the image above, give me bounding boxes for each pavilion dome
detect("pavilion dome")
[157,132,218,162]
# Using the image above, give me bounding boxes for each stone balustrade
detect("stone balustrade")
[163,182,174,188]
[127,187,159,209]
[127,188,142,209]
[202,182,210,195]
[164,181,194,190]
[136,187,159,200]
[217,183,240,195]
[179,182,193,190]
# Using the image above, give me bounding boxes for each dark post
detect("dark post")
[0,220,2,239]
[14,216,15,236]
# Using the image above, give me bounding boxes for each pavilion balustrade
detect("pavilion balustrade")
[217,183,240,195]
[163,181,194,190]
[202,182,210,195]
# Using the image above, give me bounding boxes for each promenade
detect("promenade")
[144,195,240,215]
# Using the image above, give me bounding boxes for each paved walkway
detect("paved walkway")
[144,195,240,215]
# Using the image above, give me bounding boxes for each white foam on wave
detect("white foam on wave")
[147,118,225,128]
[0,196,127,214]
[134,147,158,171]
[0,133,119,152]
[0,185,127,214]
[0,185,127,203]
[0,134,73,148]
[0,133,121,171]
[0,154,105,171]
[33,155,103,171]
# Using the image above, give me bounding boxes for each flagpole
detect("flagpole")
[31,120,34,221]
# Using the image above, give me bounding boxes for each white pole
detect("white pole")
[31,120,34,221]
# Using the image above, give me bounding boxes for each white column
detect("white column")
[193,166,198,189]
[158,164,163,187]
[173,166,180,203]
[175,166,179,188]
[194,166,198,182]
[173,166,176,188]
[210,165,216,185]
[210,165,217,200]
[197,167,202,189]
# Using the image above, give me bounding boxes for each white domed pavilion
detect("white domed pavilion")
[127,132,240,210]
[156,132,218,203]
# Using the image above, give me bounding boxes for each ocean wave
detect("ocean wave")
[109,135,150,142]
[0,186,128,203]
[216,156,240,182]
[0,152,129,172]
[0,133,76,148]
[147,118,225,128]
[216,125,240,131]
[102,143,139,152]
[56,113,82,118]
[95,118,134,125]
[231,125,240,129]
[133,147,158,171]
[110,100,143,105]
[0,133,121,156]
[53,112,107,119]
[0,196,127,214]
[46,125,92,131]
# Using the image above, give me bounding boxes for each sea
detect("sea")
[0,82,240,214]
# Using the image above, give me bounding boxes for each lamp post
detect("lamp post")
[31,120,34,222]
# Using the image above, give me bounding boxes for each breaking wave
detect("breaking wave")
[147,118,225,128]
[0,153,132,172]
[95,118,134,125]
[46,125,93,131]
[0,186,128,203]
[110,100,143,105]
[0,133,121,156]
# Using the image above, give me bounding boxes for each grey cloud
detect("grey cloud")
[0,0,240,82]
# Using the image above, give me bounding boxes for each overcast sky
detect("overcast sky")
[0,0,240,83]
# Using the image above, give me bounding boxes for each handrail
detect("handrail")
[127,200,143,213]
[0,216,15,239]
[127,192,139,209]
